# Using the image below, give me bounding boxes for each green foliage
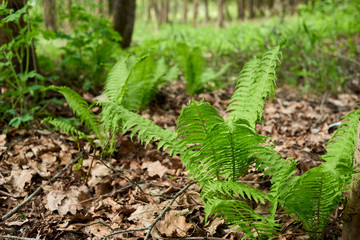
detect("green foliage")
[227,46,281,128]
[43,86,103,145]
[0,2,45,128]
[175,43,231,94]
[103,55,178,111]
[41,117,89,140]
[281,108,360,238]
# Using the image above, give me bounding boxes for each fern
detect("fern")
[227,46,281,128]
[100,100,186,156]
[281,108,360,238]
[205,199,279,239]
[41,117,90,141]
[43,86,103,145]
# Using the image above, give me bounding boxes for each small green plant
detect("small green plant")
[0,2,45,128]
[176,42,231,94]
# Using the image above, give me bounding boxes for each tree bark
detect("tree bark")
[108,0,114,16]
[237,0,245,19]
[161,0,169,24]
[113,0,136,49]
[42,0,58,31]
[217,0,224,27]
[204,0,210,22]
[193,0,199,26]
[183,0,187,24]
[342,120,360,240]
[249,0,255,18]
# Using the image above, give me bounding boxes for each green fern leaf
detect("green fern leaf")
[176,99,224,151]
[205,199,279,239]
[202,181,269,205]
[101,100,186,156]
[43,86,102,145]
[190,121,267,182]
[41,117,89,140]
[227,46,281,128]
[103,57,130,103]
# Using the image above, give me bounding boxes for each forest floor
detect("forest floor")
[0,80,359,240]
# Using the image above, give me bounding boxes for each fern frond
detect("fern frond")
[202,181,269,205]
[227,46,281,128]
[322,108,360,173]
[282,164,343,238]
[122,55,157,111]
[44,86,102,145]
[176,43,205,94]
[41,117,90,141]
[205,199,279,239]
[103,57,130,102]
[189,121,268,182]
[100,100,186,156]
[176,99,224,151]
[281,108,360,237]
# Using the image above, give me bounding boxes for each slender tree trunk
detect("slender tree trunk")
[42,0,58,31]
[268,0,275,16]
[224,0,231,21]
[217,0,225,27]
[113,0,136,48]
[183,0,188,24]
[342,120,360,240]
[147,0,152,21]
[248,0,255,18]
[204,0,210,22]
[257,0,264,17]
[150,0,161,25]
[108,0,114,16]
[193,0,199,26]
[161,0,169,24]
[237,0,245,19]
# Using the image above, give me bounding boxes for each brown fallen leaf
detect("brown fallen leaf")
[142,161,168,178]
[83,221,112,238]
[46,186,88,215]
[157,210,192,237]
[9,166,36,191]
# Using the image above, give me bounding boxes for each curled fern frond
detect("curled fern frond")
[176,99,224,151]
[100,100,186,156]
[41,117,89,140]
[205,199,279,239]
[227,46,281,128]
[43,85,102,145]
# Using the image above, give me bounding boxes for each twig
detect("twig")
[104,182,194,239]
[0,235,39,240]
[2,156,79,220]
[76,220,114,232]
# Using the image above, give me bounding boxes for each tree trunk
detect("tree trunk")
[42,0,58,31]
[150,0,161,26]
[268,0,275,16]
[217,0,224,27]
[249,0,255,18]
[204,0,210,22]
[237,0,245,19]
[0,0,37,74]
[193,0,199,26]
[183,0,187,24]
[342,120,360,240]
[108,0,114,16]
[161,0,169,24]
[173,0,179,23]
[113,0,136,48]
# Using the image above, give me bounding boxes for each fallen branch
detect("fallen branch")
[104,181,195,239]
[2,156,80,220]
[76,220,114,232]
[0,235,39,240]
